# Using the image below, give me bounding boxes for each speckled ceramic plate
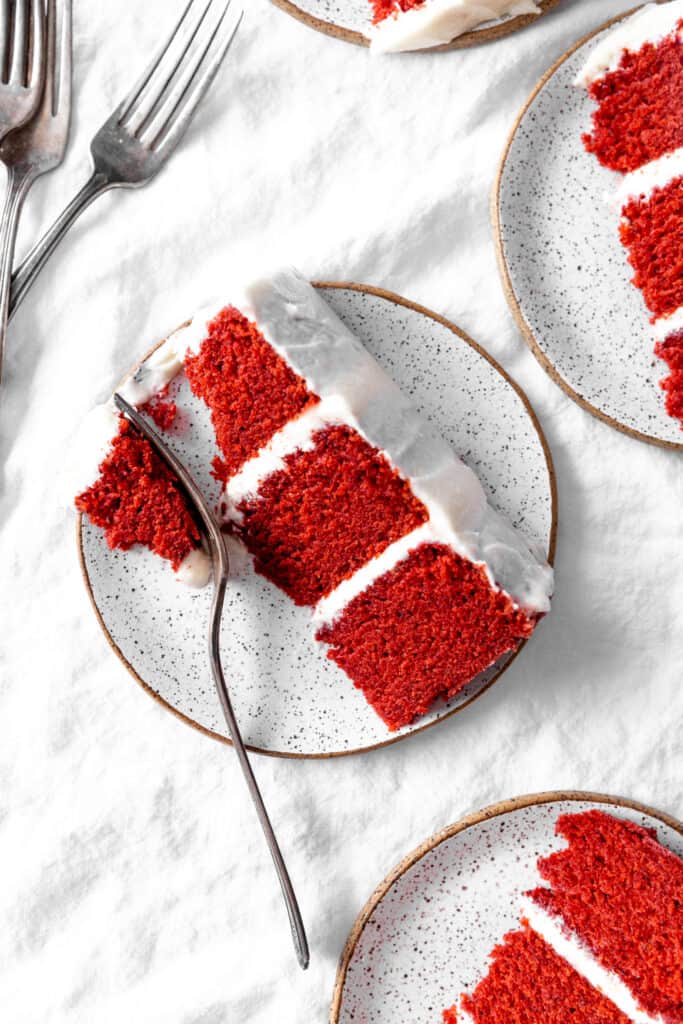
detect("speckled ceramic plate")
[79,283,556,759]
[331,790,683,1023]
[495,5,683,451]
[270,0,560,52]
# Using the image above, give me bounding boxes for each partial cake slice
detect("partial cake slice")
[576,1,683,172]
[575,1,683,429]
[446,809,682,1024]
[527,810,683,1024]
[74,396,210,587]
[76,268,553,730]
[368,0,540,54]
[452,923,633,1024]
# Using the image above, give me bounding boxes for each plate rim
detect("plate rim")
[492,2,683,452]
[330,788,683,1023]
[269,0,561,53]
[77,280,558,761]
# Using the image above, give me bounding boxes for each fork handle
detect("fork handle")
[9,168,112,321]
[209,576,310,971]
[0,165,38,383]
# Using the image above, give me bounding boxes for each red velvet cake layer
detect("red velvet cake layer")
[455,924,631,1024]
[657,330,683,426]
[620,176,683,320]
[76,418,201,571]
[583,27,683,172]
[184,306,319,483]
[371,0,425,24]
[316,543,534,731]
[528,810,683,1023]
[233,424,427,607]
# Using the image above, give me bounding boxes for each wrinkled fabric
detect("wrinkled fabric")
[0,1,680,1022]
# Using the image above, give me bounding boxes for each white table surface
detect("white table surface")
[0,1,680,1021]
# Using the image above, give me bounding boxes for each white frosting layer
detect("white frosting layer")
[653,305,683,343]
[575,1,683,88]
[313,522,434,625]
[369,0,539,53]
[203,267,552,616]
[614,146,683,209]
[521,898,663,1024]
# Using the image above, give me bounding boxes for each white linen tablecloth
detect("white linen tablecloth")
[0,1,680,1020]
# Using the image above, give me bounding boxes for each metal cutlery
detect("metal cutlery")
[113,392,310,972]
[0,0,70,384]
[0,0,45,142]
[9,0,243,320]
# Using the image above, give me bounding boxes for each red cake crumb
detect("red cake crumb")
[619,177,683,320]
[458,924,631,1024]
[316,543,534,731]
[76,417,201,571]
[233,424,427,606]
[528,810,683,1023]
[662,368,683,425]
[583,26,683,172]
[657,330,683,427]
[657,329,683,372]
[442,1008,458,1024]
[140,388,177,431]
[184,306,319,482]
[371,0,425,25]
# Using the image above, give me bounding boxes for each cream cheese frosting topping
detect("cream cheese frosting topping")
[369,0,540,54]
[575,1,683,88]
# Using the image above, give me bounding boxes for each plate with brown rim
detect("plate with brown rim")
[494,3,683,450]
[331,790,683,1023]
[78,282,557,759]
[270,0,560,53]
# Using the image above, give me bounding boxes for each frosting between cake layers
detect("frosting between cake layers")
[368,0,540,54]
[653,305,683,343]
[575,1,683,88]
[520,897,664,1024]
[212,267,553,615]
[613,146,683,209]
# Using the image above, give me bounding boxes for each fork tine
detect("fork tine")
[28,0,44,89]
[54,0,71,115]
[41,0,54,110]
[149,1,242,153]
[117,0,207,125]
[124,0,213,137]
[0,0,9,83]
[9,0,28,84]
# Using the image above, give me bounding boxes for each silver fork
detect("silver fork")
[9,0,243,320]
[0,0,69,384]
[0,0,45,141]
[112,392,310,972]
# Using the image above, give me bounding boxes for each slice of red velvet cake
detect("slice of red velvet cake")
[451,923,633,1024]
[576,1,683,429]
[367,0,540,54]
[77,268,553,730]
[527,810,683,1024]
[448,809,683,1024]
